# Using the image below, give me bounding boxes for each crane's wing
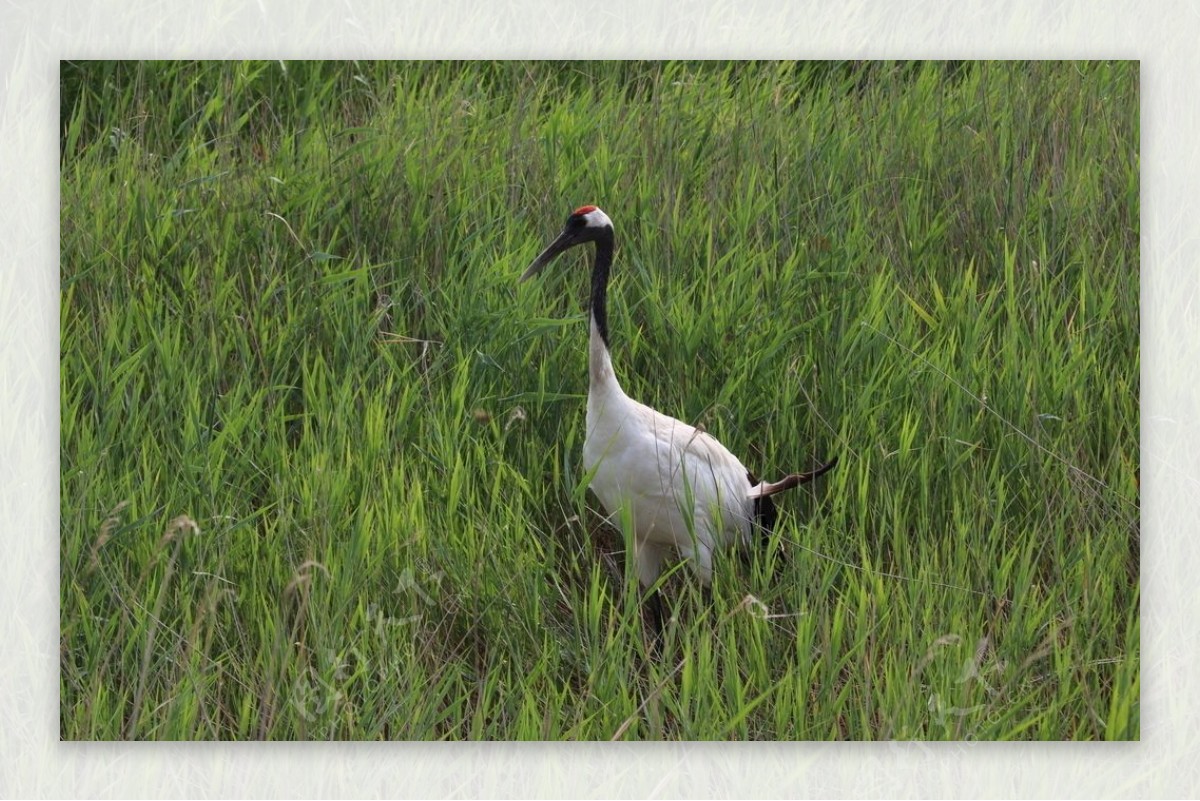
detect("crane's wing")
[746,456,839,499]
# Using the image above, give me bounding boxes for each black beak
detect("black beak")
[519,228,580,282]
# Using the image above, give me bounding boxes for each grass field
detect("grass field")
[59,60,1139,740]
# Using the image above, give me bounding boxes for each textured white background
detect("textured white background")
[3,1,1192,796]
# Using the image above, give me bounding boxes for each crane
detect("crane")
[520,205,837,634]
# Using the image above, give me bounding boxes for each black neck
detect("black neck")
[589,228,615,348]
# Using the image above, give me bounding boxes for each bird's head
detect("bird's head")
[519,205,613,281]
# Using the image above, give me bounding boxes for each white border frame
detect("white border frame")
[5,1,1192,796]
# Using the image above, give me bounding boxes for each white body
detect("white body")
[583,317,755,587]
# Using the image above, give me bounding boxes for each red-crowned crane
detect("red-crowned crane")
[520,205,837,634]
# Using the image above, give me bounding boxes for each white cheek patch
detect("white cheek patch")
[583,208,612,229]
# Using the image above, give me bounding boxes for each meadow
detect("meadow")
[59,60,1139,740]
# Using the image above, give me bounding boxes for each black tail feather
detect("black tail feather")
[747,454,837,546]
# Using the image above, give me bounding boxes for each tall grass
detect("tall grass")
[60,60,1139,740]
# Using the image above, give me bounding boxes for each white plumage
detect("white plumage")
[521,205,835,627]
[583,316,754,587]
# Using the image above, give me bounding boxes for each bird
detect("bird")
[520,204,837,634]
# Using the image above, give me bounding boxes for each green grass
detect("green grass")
[59,60,1139,740]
